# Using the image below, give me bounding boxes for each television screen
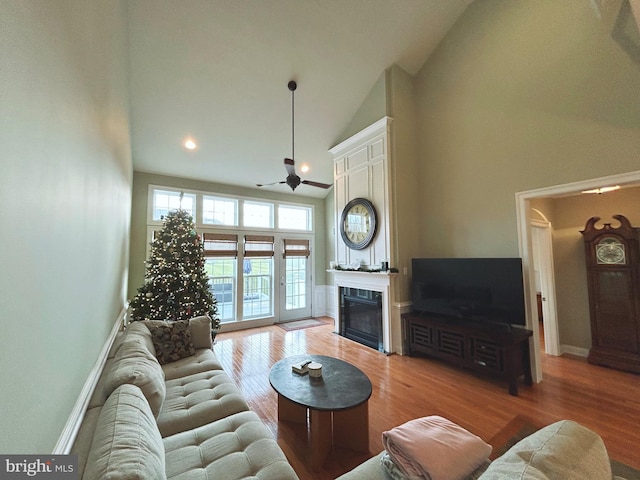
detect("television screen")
[411,258,526,326]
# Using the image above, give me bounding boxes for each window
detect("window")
[243,235,274,319]
[147,186,315,326]
[283,239,310,310]
[152,190,196,221]
[243,201,273,228]
[278,204,312,230]
[203,233,238,323]
[202,196,237,226]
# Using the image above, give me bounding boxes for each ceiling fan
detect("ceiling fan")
[256,80,332,192]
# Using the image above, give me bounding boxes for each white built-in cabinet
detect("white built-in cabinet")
[329,117,394,269]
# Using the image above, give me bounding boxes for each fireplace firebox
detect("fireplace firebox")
[339,287,384,352]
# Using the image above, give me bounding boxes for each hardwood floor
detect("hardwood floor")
[213,318,640,480]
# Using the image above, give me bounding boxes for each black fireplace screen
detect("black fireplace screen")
[339,287,384,352]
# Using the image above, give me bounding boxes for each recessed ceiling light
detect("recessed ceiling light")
[300,164,309,173]
[581,185,620,194]
[184,138,197,150]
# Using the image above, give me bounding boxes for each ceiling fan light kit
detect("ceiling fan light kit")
[256,80,332,192]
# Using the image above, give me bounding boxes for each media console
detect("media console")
[403,313,533,396]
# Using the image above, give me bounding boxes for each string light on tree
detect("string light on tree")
[129,208,220,336]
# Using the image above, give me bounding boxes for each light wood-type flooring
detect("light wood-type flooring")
[213,318,640,480]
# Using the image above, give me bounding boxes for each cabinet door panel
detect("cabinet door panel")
[438,330,465,358]
[593,270,638,352]
[410,323,434,351]
[471,338,504,371]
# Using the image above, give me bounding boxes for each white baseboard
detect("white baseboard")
[560,344,589,358]
[53,305,126,454]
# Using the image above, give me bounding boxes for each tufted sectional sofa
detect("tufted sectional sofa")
[71,316,299,480]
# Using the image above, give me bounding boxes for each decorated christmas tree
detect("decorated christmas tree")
[129,209,220,335]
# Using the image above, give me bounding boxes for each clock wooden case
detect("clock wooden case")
[580,214,640,373]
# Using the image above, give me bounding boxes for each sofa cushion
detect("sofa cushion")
[163,411,299,480]
[70,406,101,480]
[86,358,115,409]
[84,384,166,480]
[161,347,224,381]
[144,316,213,350]
[479,420,612,480]
[103,336,166,417]
[187,315,213,349]
[157,369,250,437]
[123,321,157,355]
[147,320,196,365]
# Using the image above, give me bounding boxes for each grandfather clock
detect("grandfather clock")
[581,215,640,373]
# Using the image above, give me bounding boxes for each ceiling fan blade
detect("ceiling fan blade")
[284,158,296,176]
[301,180,333,189]
[256,181,286,187]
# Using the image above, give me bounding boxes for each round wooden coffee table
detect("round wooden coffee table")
[269,354,372,470]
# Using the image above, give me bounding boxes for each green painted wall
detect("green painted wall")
[0,0,132,453]
[414,0,640,258]
[333,72,388,146]
[387,65,421,302]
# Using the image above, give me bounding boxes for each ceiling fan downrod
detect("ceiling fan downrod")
[288,80,296,162]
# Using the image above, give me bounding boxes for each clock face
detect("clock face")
[595,237,626,265]
[340,198,377,250]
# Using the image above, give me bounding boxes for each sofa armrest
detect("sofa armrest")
[335,452,392,480]
[479,420,612,480]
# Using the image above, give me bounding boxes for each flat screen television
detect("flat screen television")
[411,258,526,326]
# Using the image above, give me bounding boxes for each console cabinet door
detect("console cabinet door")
[470,337,504,372]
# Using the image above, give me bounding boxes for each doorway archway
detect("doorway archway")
[516,169,640,383]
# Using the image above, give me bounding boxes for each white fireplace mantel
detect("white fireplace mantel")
[329,269,398,354]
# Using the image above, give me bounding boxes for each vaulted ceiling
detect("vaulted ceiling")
[127,0,474,198]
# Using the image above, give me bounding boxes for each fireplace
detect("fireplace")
[339,287,384,352]
[331,269,398,354]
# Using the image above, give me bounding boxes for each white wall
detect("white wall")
[0,0,132,453]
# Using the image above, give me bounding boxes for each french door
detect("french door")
[278,239,312,322]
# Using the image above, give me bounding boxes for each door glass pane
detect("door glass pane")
[205,258,236,323]
[285,257,307,310]
[242,257,273,319]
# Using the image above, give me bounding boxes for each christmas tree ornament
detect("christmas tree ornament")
[129,209,220,335]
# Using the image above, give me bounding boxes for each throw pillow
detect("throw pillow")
[188,315,214,349]
[149,320,196,365]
